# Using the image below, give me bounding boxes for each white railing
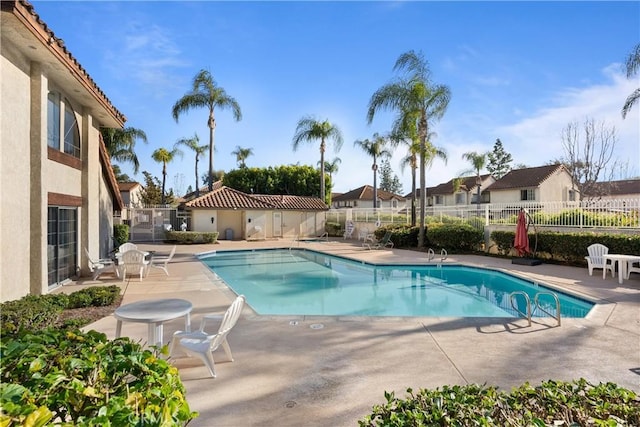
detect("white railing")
[327,198,640,229]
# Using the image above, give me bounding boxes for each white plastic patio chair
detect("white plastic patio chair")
[120,249,149,281]
[343,221,355,239]
[148,245,176,276]
[169,295,245,378]
[84,247,117,280]
[118,242,137,253]
[584,243,614,278]
[626,261,640,279]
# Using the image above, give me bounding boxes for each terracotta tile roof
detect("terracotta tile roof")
[486,164,565,191]
[253,195,328,211]
[185,186,328,210]
[586,179,640,197]
[2,0,125,127]
[98,135,123,211]
[118,182,141,192]
[332,185,405,202]
[180,181,223,202]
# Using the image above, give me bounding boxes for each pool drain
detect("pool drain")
[310,323,324,330]
[289,320,299,326]
[284,400,297,408]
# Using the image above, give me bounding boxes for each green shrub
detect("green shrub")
[325,221,342,237]
[426,223,484,252]
[113,223,129,247]
[1,286,121,335]
[67,285,120,309]
[0,294,68,335]
[490,230,640,265]
[166,230,218,244]
[0,328,198,426]
[360,379,640,426]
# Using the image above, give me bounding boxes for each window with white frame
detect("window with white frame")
[520,189,535,201]
[568,189,576,201]
[47,91,81,158]
[435,195,443,205]
[455,193,465,204]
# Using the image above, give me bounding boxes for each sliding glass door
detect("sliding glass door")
[47,207,77,287]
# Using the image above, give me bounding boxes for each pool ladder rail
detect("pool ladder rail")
[427,248,448,262]
[509,291,562,327]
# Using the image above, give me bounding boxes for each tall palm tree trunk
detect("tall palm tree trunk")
[208,112,215,191]
[161,163,167,205]
[411,165,417,227]
[319,139,326,202]
[372,157,378,213]
[418,115,428,247]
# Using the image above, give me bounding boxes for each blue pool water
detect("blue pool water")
[199,249,594,318]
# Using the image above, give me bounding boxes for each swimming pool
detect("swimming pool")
[199,249,594,318]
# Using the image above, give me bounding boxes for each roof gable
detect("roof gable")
[486,164,566,191]
[332,185,404,202]
[185,186,328,210]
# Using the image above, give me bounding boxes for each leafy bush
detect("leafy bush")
[166,230,218,244]
[1,286,120,335]
[360,379,640,426]
[490,230,640,265]
[426,223,484,252]
[325,221,342,237]
[67,285,120,309]
[0,328,197,426]
[1,294,69,335]
[113,223,129,247]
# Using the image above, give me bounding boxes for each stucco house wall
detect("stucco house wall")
[1,41,32,302]
[1,0,124,302]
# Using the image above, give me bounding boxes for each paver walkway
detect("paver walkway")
[76,239,640,427]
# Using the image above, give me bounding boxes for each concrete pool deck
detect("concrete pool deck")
[73,239,640,426]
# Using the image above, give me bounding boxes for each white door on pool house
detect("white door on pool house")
[272,212,282,237]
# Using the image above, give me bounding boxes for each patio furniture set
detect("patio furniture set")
[85,243,176,281]
[584,243,640,285]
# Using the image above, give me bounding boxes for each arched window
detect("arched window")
[47,91,81,158]
[63,99,80,157]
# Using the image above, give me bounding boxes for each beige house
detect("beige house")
[331,185,407,210]
[485,164,577,203]
[119,182,144,208]
[1,0,125,301]
[584,179,640,201]
[185,186,329,240]
[428,175,495,206]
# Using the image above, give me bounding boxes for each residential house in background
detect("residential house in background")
[1,0,125,301]
[429,175,495,206]
[118,181,143,223]
[184,186,328,240]
[485,164,577,203]
[331,185,406,210]
[583,179,640,201]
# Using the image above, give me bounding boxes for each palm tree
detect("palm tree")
[100,127,147,175]
[319,157,342,183]
[397,133,446,226]
[622,43,640,119]
[354,133,392,211]
[175,133,208,197]
[292,116,343,202]
[231,146,254,168]
[368,50,451,246]
[172,69,242,191]
[461,151,488,211]
[151,146,183,205]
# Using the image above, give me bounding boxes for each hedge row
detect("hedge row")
[490,230,640,265]
[165,230,218,244]
[360,380,640,426]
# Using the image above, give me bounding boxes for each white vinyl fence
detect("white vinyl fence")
[326,198,640,230]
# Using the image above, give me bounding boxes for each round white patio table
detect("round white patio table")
[602,254,640,285]
[114,298,192,347]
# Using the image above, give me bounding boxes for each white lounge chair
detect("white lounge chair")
[363,231,394,250]
[170,295,245,378]
[149,245,177,276]
[120,249,149,282]
[584,243,615,278]
[84,247,117,280]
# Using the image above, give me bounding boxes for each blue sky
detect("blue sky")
[33,1,639,196]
